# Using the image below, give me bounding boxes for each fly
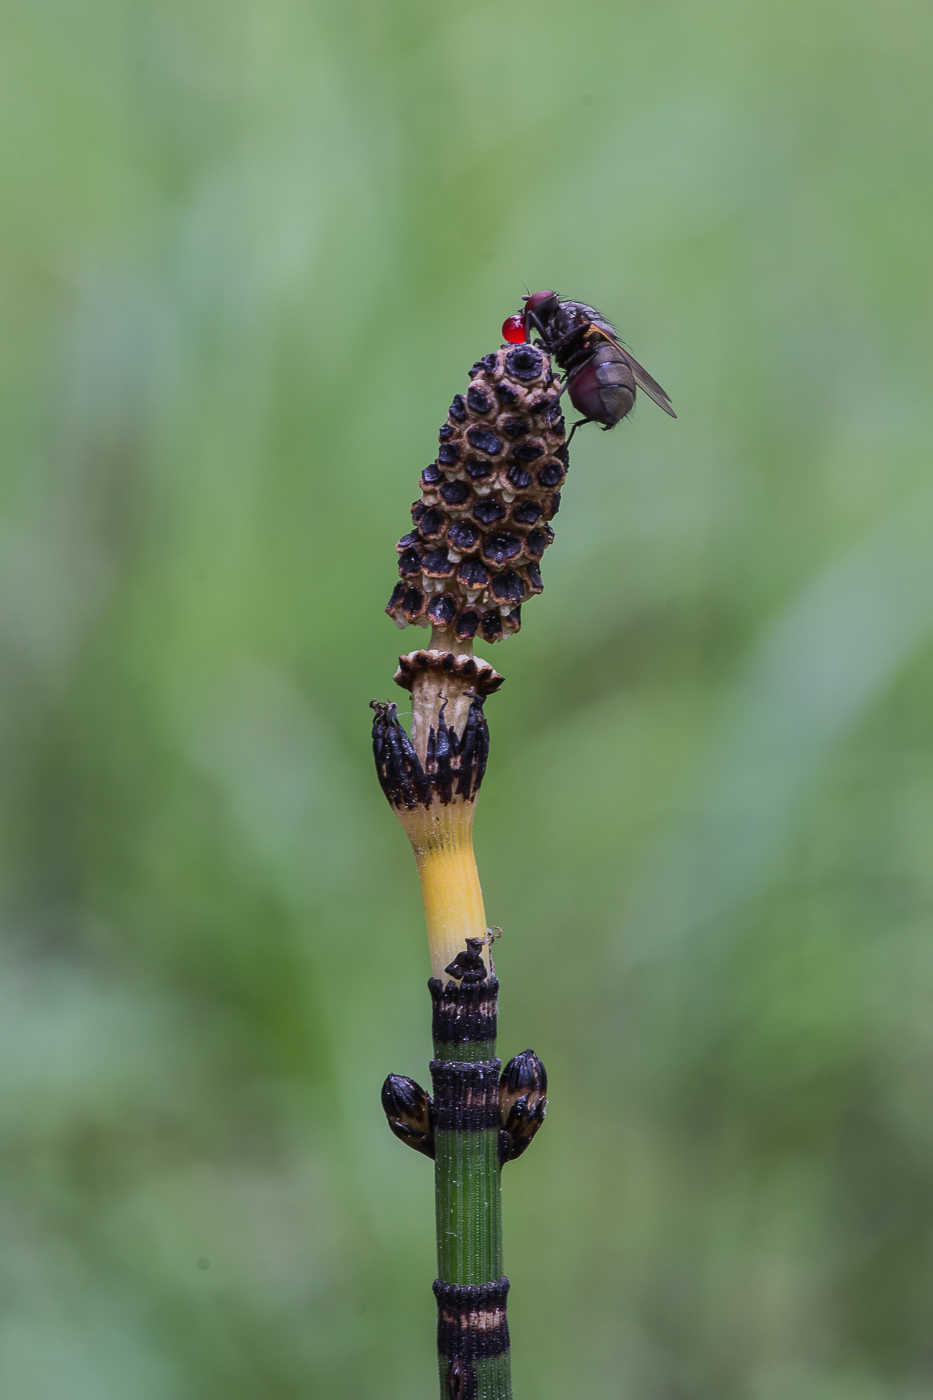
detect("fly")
[503,290,675,445]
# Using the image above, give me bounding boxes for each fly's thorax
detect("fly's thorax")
[548,298,591,341]
[576,303,615,335]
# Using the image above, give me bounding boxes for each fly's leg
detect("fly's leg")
[557,349,597,396]
[565,418,592,448]
[558,347,599,449]
[524,310,549,342]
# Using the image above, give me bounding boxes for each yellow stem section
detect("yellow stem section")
[396,798,489,981]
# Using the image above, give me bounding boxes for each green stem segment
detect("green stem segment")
[430,976,512,1400]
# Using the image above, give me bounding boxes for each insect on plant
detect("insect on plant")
[375,295,676,1398]
[502,290,676,445]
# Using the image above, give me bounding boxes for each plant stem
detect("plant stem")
[374,634,544,1399]
[406,800,490,981]
[431,977,511,1400]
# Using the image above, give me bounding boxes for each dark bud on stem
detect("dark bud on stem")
[370,697,488,810]
[381,1074,435,1158]
[499,1049,547,1164]
[444,937,489,986]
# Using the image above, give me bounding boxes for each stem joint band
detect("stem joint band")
[434,1276,511,1359]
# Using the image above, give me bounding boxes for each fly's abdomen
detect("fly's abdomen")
[568,346,635,428]
[566,362,605,423]
[593,350,635,426]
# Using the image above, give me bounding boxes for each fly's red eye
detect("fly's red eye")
[501,314,526,344]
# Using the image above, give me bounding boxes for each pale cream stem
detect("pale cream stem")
[401,628,491,982]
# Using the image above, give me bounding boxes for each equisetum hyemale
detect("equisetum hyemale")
[372,340,565,1400]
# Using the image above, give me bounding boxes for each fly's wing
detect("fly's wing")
[584,324,677,418]
[624,352,677,417]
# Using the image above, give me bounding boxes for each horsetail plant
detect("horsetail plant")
[372,289,674,1394]
[371,337,568,1400]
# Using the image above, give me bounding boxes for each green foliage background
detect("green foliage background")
[2,0,933,1396]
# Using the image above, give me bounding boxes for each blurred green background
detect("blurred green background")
[2,0,933,1396]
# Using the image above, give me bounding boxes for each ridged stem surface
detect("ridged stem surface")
[412,814,489,981]
[432,988,511,1400]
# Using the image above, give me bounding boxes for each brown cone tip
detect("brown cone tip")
[386,344,567,642]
